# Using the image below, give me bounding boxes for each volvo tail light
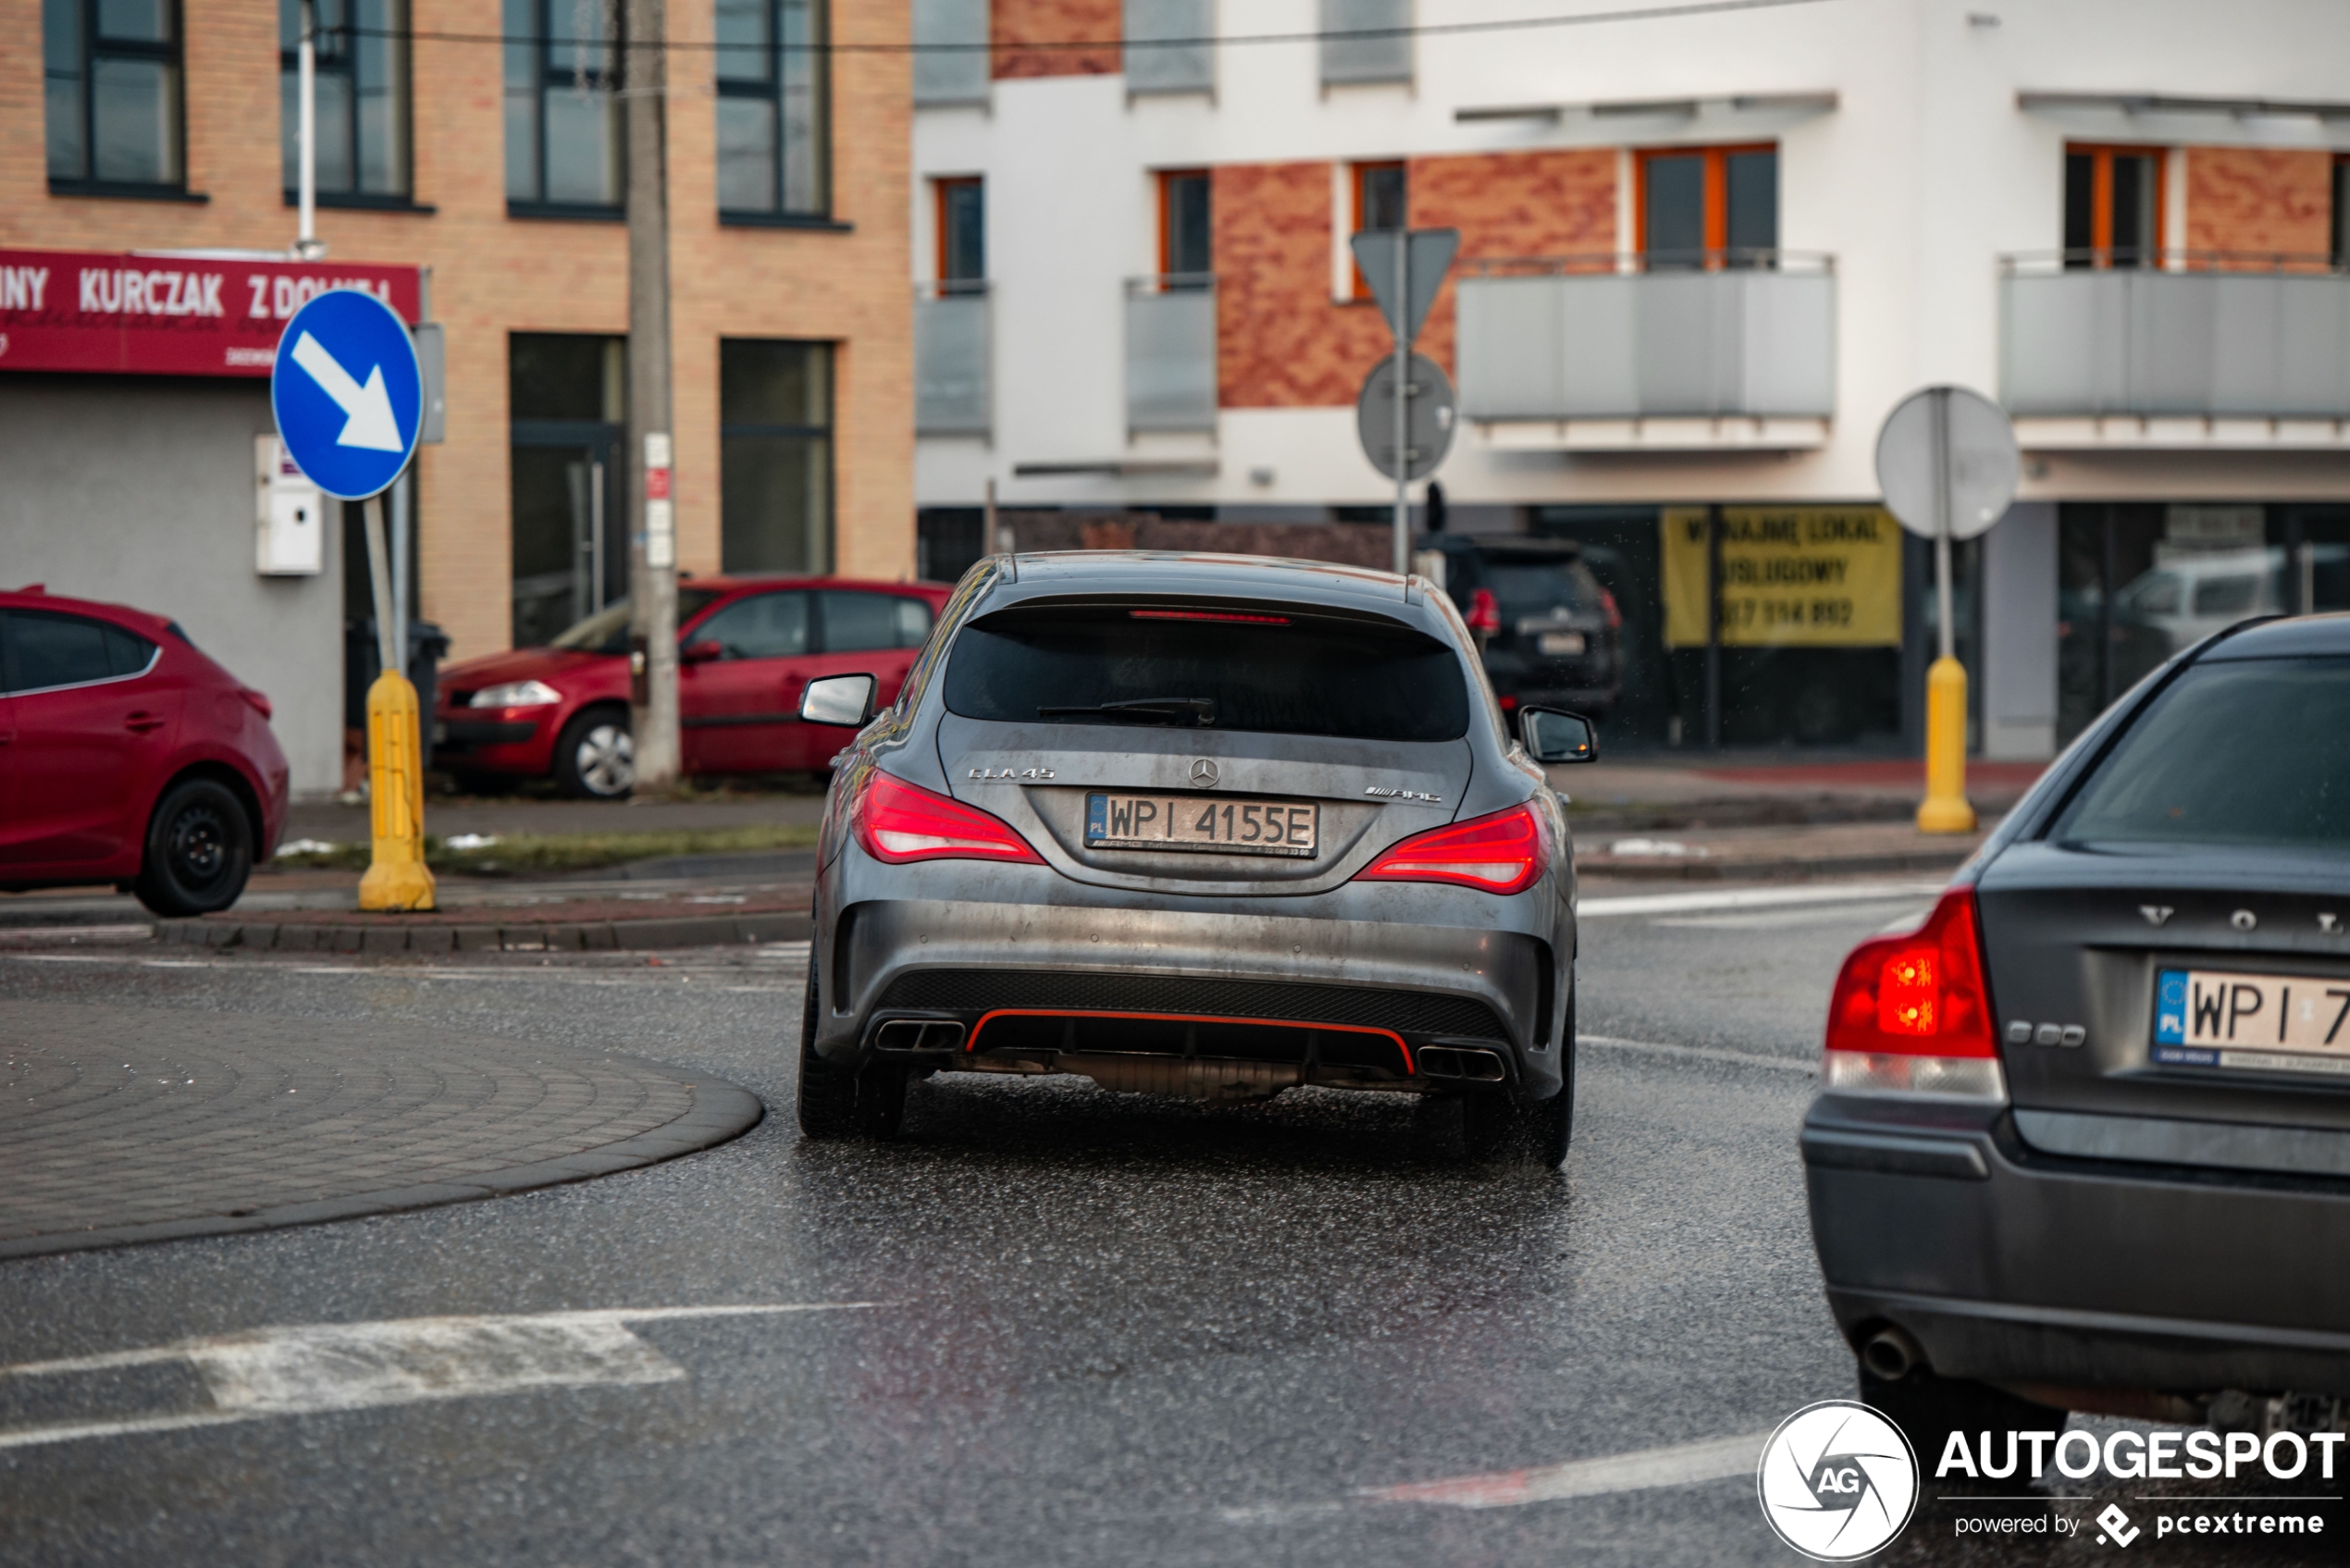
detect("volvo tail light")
[852,770,1043,866]
[1354,803,1547,895]
[1822,887,2005,1100]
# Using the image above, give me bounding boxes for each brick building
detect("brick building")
[2,0,911,794]
[909,0,2350,756]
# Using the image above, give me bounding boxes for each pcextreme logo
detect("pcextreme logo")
[1756,1401,1920,1561]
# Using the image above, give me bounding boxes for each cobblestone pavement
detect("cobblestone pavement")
[0,1000,761,1259]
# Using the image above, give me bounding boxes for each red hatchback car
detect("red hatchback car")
[0,586,291,916]
[433,576,953,797]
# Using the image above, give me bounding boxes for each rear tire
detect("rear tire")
[795,945,909,1141]
[797,945,860,1139]
[1456,984,1576,1167]
[553,708,634,799]
[1859,1361,2062,1480]
[134,778,254,917]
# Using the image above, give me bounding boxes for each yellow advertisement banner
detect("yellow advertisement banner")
[1661,507,1904,648]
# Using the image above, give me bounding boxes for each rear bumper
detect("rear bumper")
[813,845,1572,1100]
[1804,1095,2350,1396]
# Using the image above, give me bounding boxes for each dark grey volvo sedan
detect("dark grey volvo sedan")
[1806,612,2350,1463]
[789,551,1596,1162]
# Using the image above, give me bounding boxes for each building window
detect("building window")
[2063,144,2163,269]
[1347,160,1405,297]
[1160,169,1211,281]
[1637,144,1776,267]
[43,0,185,192]
[936,177,984,287]
[509,334,627,650]
[716,0,828,219]
[503,0,625,215]
[278,0,412,203]
[721,340,834,575]
[1126,0,1212,96]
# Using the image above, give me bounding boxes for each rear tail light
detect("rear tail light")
[240,687,273,720]
[1466,588,1502,636]
[1822,886,2005,1100]
[1600,587,1622,630]
[851,769,1043,866]
[1354,802,1547,895]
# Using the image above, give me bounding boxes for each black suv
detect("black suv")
[1417,537,1622,722]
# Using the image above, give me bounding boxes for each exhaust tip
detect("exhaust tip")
[872,1018,966,1054]
[1417,1045,1508,1082]
[1861,1326,1923,1382]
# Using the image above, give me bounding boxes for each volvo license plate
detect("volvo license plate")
[2153,966,2350,1074]
[1085,794,1317,858]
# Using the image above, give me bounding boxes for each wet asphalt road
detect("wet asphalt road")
[0,888,2337,1567]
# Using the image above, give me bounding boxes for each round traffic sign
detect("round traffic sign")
[269,288,422,500]
[1356,352,1456,482]
[1874,385,2018,541]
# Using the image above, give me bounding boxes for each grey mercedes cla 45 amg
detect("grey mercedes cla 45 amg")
[790,551,1598,1162]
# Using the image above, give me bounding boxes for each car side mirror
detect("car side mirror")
[1520,707,1598,764]
[679,639,724,665]
[799,673,877,727]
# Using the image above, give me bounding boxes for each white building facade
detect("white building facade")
[910,0,2350,755]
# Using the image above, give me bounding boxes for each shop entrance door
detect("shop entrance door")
[510,422,624,649]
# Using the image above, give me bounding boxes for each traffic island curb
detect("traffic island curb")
[154,908,810,953]
[0,1048,766,1264]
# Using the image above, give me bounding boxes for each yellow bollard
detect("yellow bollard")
[357,669,438,911]
[1916,655,1977,833]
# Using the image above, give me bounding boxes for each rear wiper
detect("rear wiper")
[1036,698,1218,726]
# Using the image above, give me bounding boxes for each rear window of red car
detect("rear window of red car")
[1,610,156,693]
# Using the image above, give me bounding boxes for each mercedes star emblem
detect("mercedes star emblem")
[1189,759,1219,789]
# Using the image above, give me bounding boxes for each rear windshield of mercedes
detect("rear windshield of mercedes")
[942,603,1471,743]
[2053,655,2350,851]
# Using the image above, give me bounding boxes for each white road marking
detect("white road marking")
[1655,900,1929,932]
[1577,880,1948,920]
[1221,1430,1771,1523]
[1582,1033,1815,1075]
[0,1303,876,1451]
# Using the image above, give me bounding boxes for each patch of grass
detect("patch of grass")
[271,822,821,876]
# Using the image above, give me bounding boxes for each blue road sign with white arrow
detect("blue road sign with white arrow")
[270,288,422,500]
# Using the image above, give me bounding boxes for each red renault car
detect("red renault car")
[0,586,291,916]
[433,576,953,797]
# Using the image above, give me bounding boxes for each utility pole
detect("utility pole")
[625,0,680,794]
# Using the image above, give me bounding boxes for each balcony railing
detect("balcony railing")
[916,282,990,437]
[1126,0,1213,94]
[2001,252,2350,419]
[1319,0,1411,87]
[912,0,989,105]
[1454,252,1837,426]
[1125,275,1218,433]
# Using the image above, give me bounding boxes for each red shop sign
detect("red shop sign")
[0,247,421,378]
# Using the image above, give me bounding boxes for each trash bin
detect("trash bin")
[344,619,452,767]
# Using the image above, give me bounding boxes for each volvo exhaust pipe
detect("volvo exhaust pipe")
[1861,1325,1924,1381]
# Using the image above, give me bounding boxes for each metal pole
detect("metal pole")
[1932,389,1955,664]
[1391,239,1410,576]
[296,0,319,258]
[390,468,410,667]
[1917,387,1975,833]
[986,475,1002,553]
[626,0,680,794]
[365,494,399,678]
